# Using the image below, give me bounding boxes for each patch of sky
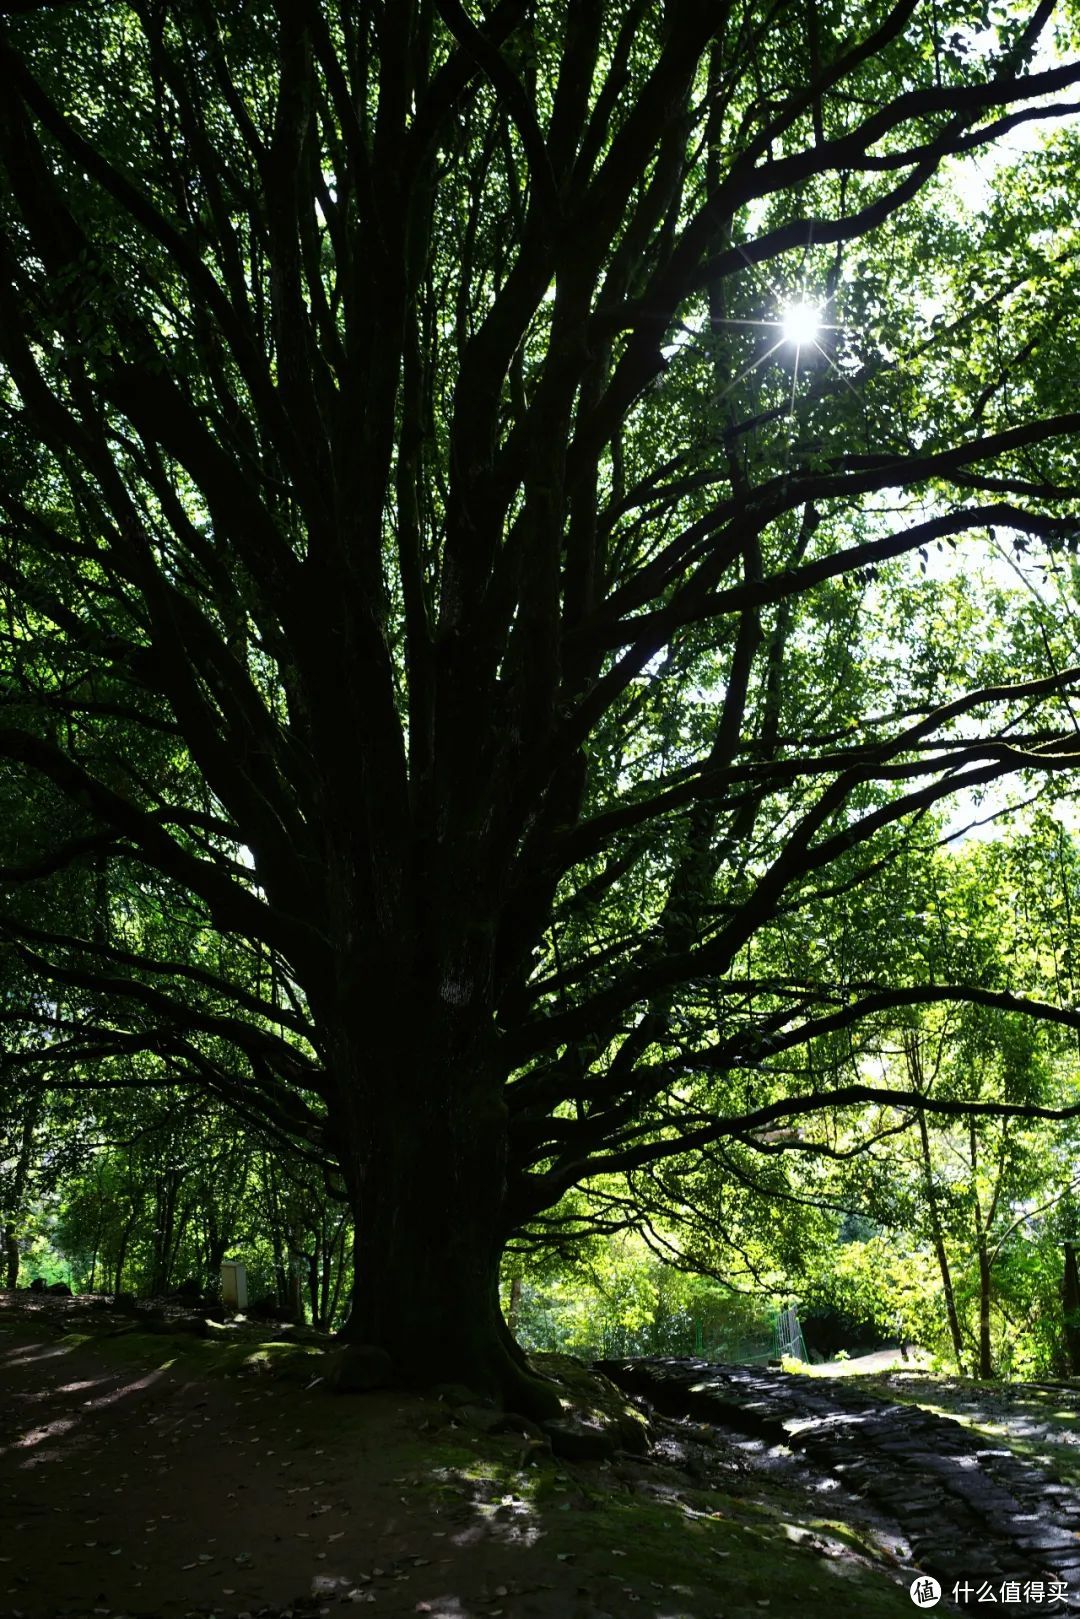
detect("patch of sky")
[635,648,668,680]
[660,306,707,363]
[941,20,1074,216]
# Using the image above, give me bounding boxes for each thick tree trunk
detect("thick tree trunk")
[329,1046,558,1416]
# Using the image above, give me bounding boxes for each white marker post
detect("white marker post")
[220,1260,248,1312]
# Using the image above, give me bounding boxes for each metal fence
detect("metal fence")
[692,1302,807,1364]
[773,1302,808,1362]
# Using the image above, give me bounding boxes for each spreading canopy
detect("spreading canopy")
[2,0,1080,1241]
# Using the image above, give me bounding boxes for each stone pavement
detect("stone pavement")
[599,1359,1080,1609]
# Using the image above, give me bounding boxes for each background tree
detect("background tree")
[517,827,1080,1375]
[4,0,1080,1406]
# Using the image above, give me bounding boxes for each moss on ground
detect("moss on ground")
[5,1321,924,1619]
[398,1401,915,1619]
[421,1448,917,1619]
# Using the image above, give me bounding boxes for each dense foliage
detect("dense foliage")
[3,0,1080,1395]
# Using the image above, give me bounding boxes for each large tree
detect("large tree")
[5,0,1080,1405]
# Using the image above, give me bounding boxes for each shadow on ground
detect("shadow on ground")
[0,1295,930,1619]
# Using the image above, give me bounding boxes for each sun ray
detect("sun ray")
[713,338,787,404]
[807,336,877,411]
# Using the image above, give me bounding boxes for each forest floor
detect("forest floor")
[1,1295,1078,1619]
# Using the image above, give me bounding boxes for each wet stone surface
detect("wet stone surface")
[600,1359,1080,1609]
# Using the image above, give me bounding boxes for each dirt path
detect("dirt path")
[2,1302,620,1619]
[2,1309,451,1617]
